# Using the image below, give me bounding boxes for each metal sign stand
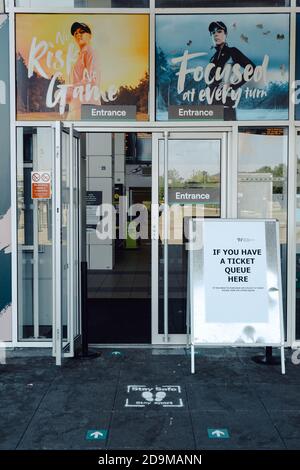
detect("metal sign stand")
[76,261,100,359]
[252,346,281,366]
[187,219,285,375]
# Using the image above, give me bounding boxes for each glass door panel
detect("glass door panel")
[61,130,69,344]
[152,132,226,344]
[53,123,80,365]
[237,127,288,339]
[16,127,54,341]
[294,131,300,341]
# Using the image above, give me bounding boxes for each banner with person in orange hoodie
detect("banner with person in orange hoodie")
[16,14,149,121]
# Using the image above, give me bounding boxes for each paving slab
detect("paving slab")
[108,411,195,450]
[186,383,264,412]
[268,411,300,439]
[191,410,285,450]
[17,409,111,450]
[255,383,300,411]
[1,348,300,450]
[0,383,50,450]
[39,382,118,414]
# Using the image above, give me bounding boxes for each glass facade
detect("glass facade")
[15,1,149,7]
[156,1,290,6]
[296,131,300,340]
[158,138,221,335]
[15,0,291,5]
[17,127,54,340]
[4,2,300,347]
[238,127,288,334]
[0,13,11,342]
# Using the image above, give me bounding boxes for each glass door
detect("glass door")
[16,126,54,343]
[152,132,228,345]
[296,130,300,343]
[53,122,81,365]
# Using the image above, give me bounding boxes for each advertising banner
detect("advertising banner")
[16,14,149,121]
[0,14,12,342]
[156,14,289,121]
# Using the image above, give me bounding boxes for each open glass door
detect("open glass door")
[152,132,228,345]
[53,122,81,365]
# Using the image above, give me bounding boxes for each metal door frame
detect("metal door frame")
[53,122,81,365]
[151,130,232,345]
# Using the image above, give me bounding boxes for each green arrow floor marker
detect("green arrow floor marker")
[208,428,230,439]
[86,429,108,440]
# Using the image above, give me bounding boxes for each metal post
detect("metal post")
[252,346,281,365]
[81,261,88,356]
[281,345,286,375]
[33,199,39,339]
[191,344,195,374]
[77,262,99,359]
[163,131,169,343]
[54,122,62,366]
[186,250,190,349]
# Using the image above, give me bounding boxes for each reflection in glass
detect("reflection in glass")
[159,139,221,335]
[238,127,288,336]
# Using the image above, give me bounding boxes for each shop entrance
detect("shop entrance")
[84,132,153,344]
[80,130,229,346]
[16,124,230,363]
[81,130,228,346]
[152,132,228,344]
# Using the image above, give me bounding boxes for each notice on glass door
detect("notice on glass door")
[86,191,102,230]
[31,171,51,199]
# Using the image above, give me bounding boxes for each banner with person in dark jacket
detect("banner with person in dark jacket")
[156,14,289,121]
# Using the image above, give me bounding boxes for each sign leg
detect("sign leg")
[186,306,190,349]
[191,344,195,374]
[281,345,285,375]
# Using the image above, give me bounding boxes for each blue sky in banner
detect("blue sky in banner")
[156,14,289,120]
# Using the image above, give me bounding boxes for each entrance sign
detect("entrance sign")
[31,171,51,199]
[187,219,285,374]
[81,105,137,121]
[168,105,224,120]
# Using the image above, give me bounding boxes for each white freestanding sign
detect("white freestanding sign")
[188,219,285,374]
